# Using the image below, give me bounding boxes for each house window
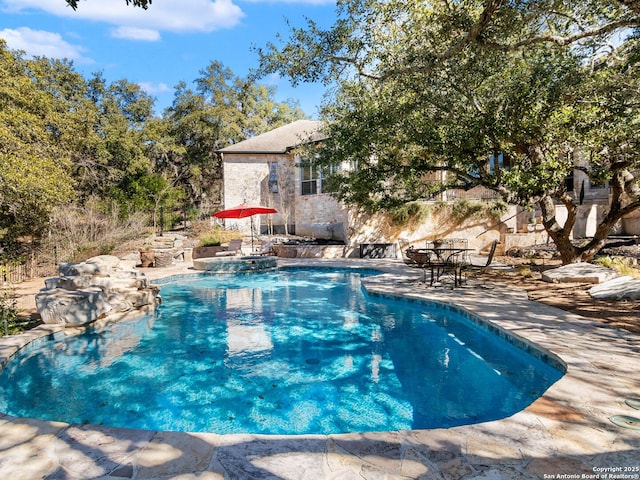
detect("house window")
[268,162,278,193]
[300,162,340,195]
[489,153,503,173]
[301,163,318,195]
[565,170,575,192]
[489,153,514,174]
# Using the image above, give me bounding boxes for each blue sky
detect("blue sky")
[0,0,336,118]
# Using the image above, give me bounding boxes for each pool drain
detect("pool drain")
[624,398,640,410]
[610,415,640,430]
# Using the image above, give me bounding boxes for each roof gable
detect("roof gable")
[218,120,325,154]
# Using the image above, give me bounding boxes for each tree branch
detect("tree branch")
[364,0,505,81]
[505,18,640,50]
[363,7,640,82]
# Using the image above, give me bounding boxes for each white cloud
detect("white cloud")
[1,0,245,33]
[111,26,160,41]
[0,27,92,62]
[138,81,170,95]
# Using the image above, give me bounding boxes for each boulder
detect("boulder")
[541,263,618,284]
[36,255,160,327]
[84,255,122,274]
[59,262,99,277]
[58,255,122,276]
[36,287,111,326]
[59,275,148,293]
[106,293,134,313]
[125,288,160,307]
[588,276,640,300]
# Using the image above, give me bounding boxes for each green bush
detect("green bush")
[450,200,484,221]
[389,201,429,226]
[435,199,508,223]
[485,200,508,222]
[594,256,640,278]
[199,235,222,247]
[1,283,19,336]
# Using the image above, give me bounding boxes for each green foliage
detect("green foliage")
[0,274,19,336]
[197,226,241,247]
[66,0,150,9]
[0,43,75,253]
[388,201,429,227]
[389,199,506,229]
[451,201,485,222]
[257,0,640,263]
[199,235,222,247]
[593,256,640,278]
[485,201,509,222]
[0,40,302,260]
[432,200,504,224]
[160,61,306,212]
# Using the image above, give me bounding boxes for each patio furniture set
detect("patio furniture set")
[403,239,497,287]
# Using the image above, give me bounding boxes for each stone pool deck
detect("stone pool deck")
[1,258,639,479]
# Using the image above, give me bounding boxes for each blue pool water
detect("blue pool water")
[0,268,563,434]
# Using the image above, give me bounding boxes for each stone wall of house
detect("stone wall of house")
[294,194,348,240]
[266,157,297,234]
[222,154,293,235]
[348,197,624,258]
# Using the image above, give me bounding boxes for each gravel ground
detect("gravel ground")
[474,251,640,334]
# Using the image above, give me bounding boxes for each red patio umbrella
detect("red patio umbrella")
[212,204,277,219]
[212,203,277,250]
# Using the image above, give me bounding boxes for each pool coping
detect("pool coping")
[1,258,639,479]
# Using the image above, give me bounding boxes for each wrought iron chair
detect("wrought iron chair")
[460,240,499,282]
[399,240,432,282]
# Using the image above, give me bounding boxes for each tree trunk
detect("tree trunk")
[539,182,640,264]
[539,195,582,264]
[574,169,640,262]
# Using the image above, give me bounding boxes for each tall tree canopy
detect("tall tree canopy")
[0,39,303,259]
[258,0,640,263]
[0,42,75,254]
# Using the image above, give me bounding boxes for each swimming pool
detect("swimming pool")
[0,267,563,435]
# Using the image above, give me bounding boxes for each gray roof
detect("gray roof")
[218,120,325,154]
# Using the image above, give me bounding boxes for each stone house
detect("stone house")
[217,120,347,240]
[218,120,636,257]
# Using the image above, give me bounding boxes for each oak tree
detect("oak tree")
[0,42,75,256]
[258,0,640,263]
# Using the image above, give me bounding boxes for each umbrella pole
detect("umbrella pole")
[250,216,255,251]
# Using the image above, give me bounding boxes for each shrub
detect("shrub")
[389,201,429,227]
[594,256,640,278]
[44,199,150,263]
[450,200,484,221]
[485,200,509,222]
[199,235,222,247]
[517,265,533,278]
[0,274,19,336]
[195,224,242,247]
[433,199,508,224]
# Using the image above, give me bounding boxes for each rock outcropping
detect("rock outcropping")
[36,255,160,326]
